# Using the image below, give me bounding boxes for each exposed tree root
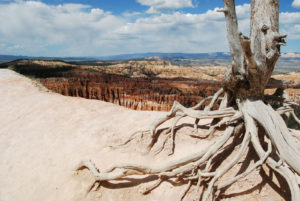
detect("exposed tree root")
[74,0,300,198]
[75,87,300,200]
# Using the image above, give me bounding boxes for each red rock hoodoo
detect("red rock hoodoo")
[41,69,221,111]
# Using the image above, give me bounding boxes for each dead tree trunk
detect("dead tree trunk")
[222,0,283,100]
[76,0,300,200]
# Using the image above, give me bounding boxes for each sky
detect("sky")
[0,0,299,57]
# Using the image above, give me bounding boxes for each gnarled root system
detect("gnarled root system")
[75,88,300,201]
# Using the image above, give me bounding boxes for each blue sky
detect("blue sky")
[0,0,299,56]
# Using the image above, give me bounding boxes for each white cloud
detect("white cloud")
[289,24,300,39]
[0,1,125,56]
[114,3,251,54]
[137,0,194,14]
[115,9,243,53]
[292,0,300,8]
[0,2,298,56]
[235,4,250,19]
[280,12,300,24]
[279,12,300,40]
[123,11,141,17]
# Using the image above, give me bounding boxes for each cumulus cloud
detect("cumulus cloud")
[280,12,300,24]
[0,1,298,56]
[0,0,229,56]
[137,0,194,14]
[279,12,300,40]
[0,1,125,56]
[0,2,252,56]
[287,24,300,39]
[114,4,251,54]
[292,0,300,8]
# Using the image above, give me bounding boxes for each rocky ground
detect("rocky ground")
[1,69,299,201]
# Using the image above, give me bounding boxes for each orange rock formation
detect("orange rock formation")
[41,69,221,111]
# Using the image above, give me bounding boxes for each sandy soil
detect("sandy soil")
[0,69,295,201]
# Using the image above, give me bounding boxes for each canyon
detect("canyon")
[40,70,221,111]
[2,59,300,111]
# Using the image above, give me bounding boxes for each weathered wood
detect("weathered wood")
[243,108,300,200]
[245,100,300,173]
[249,0,280,93]
[221,0,285,99]
[222,0,245,76]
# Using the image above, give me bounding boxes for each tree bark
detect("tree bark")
[222,0,285,100]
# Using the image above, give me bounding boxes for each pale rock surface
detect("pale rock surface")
[0,69,296,201]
